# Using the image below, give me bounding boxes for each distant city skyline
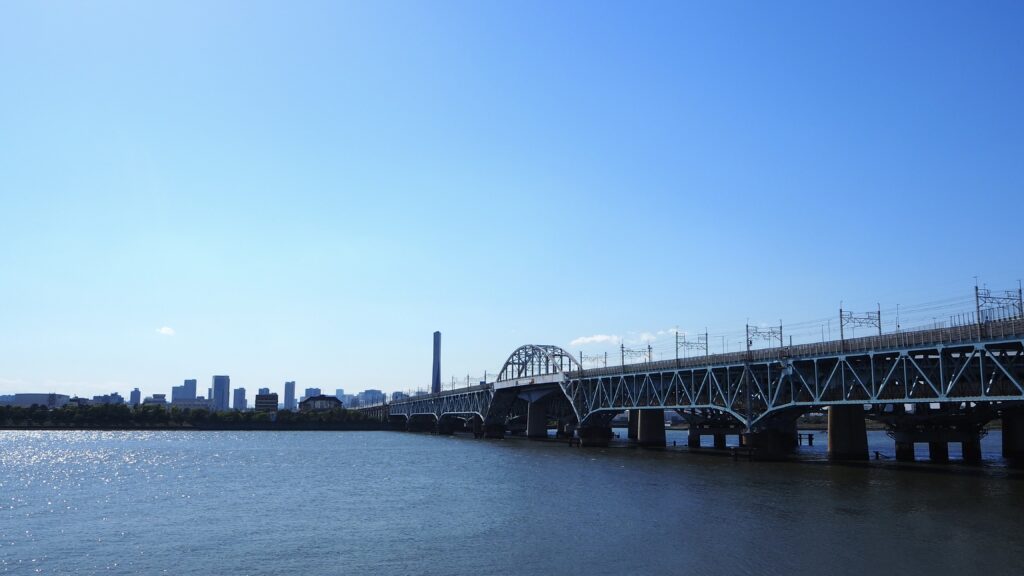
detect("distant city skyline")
[1,2,1022,399]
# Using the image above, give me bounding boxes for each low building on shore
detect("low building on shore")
[299,394,342,412]
[142,394,168,407]
[0,393,71,408]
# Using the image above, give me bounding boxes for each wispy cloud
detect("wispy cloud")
[156,326,176,336]
[570,334,621,347]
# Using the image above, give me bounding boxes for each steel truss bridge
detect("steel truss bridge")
[359,317,1024,456]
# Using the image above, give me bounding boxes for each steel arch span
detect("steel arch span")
[496,344,582,383]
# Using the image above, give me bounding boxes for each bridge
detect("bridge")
[358,316,1024,462]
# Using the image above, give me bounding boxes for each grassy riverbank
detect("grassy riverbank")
[0,404,385,431]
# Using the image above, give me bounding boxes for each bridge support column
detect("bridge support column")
[527,402,547,440]
[627,410,639,441]
[471,416,483,438]
[687,427,701,448]
[962,435,982,465]
[744,421,797,460]
[483,424,505,439]
[578,426,612,448]
[637,410,666,447]
[713,433,727,449]
[928,441,949,463]
[436,417,460,435]
[895,441,916,462]
[1002,408,1024,462]
[827,405,868,461]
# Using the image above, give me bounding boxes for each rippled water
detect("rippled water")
[2,430,1022,575]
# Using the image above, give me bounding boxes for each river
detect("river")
[2,430,1022,575]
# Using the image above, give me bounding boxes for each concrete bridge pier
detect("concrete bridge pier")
[928,441,949,463]
[578,426,612,448]
[636,410,666,447]
[436,418,459,435]
[483,423,506,439]
[470,416,484,438]
[627,410,640,440]
[895,441,916,461]
[961,433,982,465]
[827,405,868,461]
[713,433,727,449]
[527,402,548,439]
[743,421,798,460]
[687,427,701,448]
[1002,408,1024,462]
[407,416,437,433]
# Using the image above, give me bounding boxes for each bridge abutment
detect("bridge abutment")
[827,405,868,461]
[636,410,666,447]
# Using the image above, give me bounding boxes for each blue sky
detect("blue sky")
[1,1,1022,400]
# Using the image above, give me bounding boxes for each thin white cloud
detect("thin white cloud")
[638,332,658,343]
[156,326,176,336]
[570,334,621,347]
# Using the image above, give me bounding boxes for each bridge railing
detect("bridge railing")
[577,317,1024,378]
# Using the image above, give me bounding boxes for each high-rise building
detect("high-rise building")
[335,388,345,399]
[130,388,141,407]
[432,331,441,394]
[172,379,197,402]
[284,381,296,411]
[303,388,321,402]
[258,387,270,395]
[233,388,247,411]
[357,389,385,406]
[212,376,230,412]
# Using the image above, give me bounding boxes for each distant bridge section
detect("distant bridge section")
[358,317,1024,462]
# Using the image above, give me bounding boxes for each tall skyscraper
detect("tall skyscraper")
[258,387,270,395]
[432,331,441,394]
[130,388,141,407]
[212,375,230,411]
[303,387,321,401]
[335,388,345,399]
[284,381,296,410]
[232,388,247,411]
[172,379,197,402]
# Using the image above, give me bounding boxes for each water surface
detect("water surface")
[2,430,1021,575]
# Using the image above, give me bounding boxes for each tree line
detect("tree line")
[0,403,385,430]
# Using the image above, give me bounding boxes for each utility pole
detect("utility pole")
[1019,280,1023,319]
[975,278,983,339]
[620,343,625,367]
[647,344,652,363]
[743,324,752,433]
[877,303,882,337]
[839,306,845,352]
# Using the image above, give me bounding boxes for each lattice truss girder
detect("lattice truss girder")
[562,339,1024,428]
[387,388,493,421]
